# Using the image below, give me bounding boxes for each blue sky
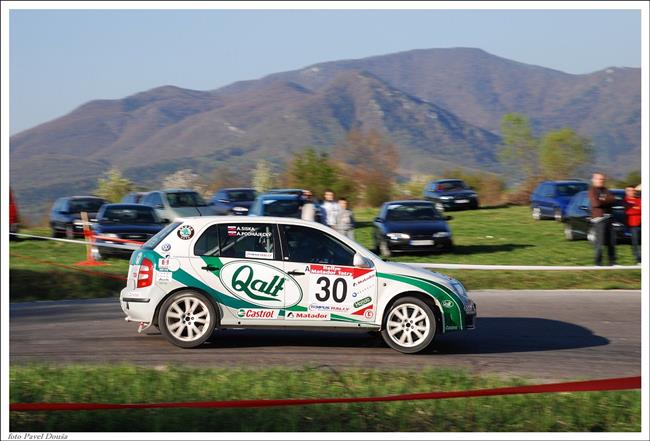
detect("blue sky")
[9,9,641,134]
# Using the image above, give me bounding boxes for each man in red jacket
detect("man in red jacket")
[624,185,641,264]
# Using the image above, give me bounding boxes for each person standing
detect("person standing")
[588,172,617,266]
[322,189,339,228]
[335,198,355,240]
[300,190,316,222]
[624,185,641,264]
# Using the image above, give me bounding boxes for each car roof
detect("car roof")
[173,215,320,228]
[384,199,433,205]
[435,179,464,183]
[160,188,198,193]
[102,203,153,209]
[548,180,588,184]
[64,195,104,200]
[258,193,301,200]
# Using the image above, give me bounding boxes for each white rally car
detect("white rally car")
[120,217,476,353]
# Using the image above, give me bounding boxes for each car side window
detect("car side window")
[152,193,163,206]
[194,225,220,257]
[217,223,276,260]
[281,225,355,266]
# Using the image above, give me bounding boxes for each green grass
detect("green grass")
[9,206,640,302]
[354,205,641,290]
[10,365,640,432]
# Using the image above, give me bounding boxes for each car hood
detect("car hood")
[375,260,465,297]
[94,223,164,234]
[384,220,449,234]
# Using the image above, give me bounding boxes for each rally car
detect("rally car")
[120,217,476,354]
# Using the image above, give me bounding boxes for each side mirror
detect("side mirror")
[155,204,164,209]
[445,215,453,221]
[374,217,383,223]
[353,253,373,268]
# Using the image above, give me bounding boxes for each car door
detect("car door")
[279,224,378,325]
[189,221,295,325]
[539,184,554,217]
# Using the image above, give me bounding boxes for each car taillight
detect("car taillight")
[136,258,154,288]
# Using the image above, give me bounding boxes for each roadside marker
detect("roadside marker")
[74,211,107,267]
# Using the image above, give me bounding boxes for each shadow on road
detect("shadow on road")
[202,316,609,353]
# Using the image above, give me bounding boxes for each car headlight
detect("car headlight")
[73,220,84,226]
[232,206,248,212]
[103,233,119,238]
[433,232,451,238]
[387,232,410,240]
[439,196,453,200]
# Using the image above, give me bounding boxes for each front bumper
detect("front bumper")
[387,237,452,252]
[439,198,478,210]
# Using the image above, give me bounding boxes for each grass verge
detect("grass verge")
[10,365,640,432]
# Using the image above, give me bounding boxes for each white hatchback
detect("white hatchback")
[120,217,476,353]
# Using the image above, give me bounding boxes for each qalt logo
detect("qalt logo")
[177,225,194,240]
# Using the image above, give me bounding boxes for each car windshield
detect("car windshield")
[556,183,588,196]
[166,192,208,207]
[68,198,104,213]
[227,190,256,202]
[102,207,157,224]
[263,199,302,217]
[437,181,466,191]
[386,204,442,221]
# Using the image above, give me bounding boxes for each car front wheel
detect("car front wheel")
[381,297,437,354]
[159,290,216,348]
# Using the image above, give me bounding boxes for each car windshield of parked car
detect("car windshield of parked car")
[68,198,104,213]
[556,183,588,196]
[227,190,256,202]
[386,204,442,221]
[166,192,208,207]
[437,181,466,191]
[103,207,157,224]
[263,199,302,217]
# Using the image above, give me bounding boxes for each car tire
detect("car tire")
[531,206,541,220]
[381,296,437,354]
[564,224,576,241]
[379,240,392,258]
[159,290,217,349]
[554,208,563,222]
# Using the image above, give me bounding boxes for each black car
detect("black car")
[50,196,107,238]
[210,188,257,215]
[92,204,166,259]
[373,200,453,257]
[423,179,479,211]
[563,189,635,243]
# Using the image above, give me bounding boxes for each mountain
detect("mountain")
[10,47,640,221]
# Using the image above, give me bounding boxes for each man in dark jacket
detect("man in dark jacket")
[588,172,617,266]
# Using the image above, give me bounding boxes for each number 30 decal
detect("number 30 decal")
[315,276,348,303]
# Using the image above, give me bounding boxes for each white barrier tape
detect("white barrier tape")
[9,233,140,251]
[10,233,642,270]
[409,262,642,271]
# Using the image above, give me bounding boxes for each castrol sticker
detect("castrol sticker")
[237,309,279,320]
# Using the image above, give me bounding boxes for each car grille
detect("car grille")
[410,234,434,240]
[118,233,152,241]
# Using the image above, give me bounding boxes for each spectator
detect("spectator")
[588,172,617,266]
[335,198,355,240]
[322,189,339,228]
[300,190,316,222]
[624,185,641,264]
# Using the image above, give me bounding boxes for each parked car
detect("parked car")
[266,188,305,197]
[423,179,479,211]
[530,180,589,221]
[121,192,146,204]
[210,188,257,215]
[248,194,303,218]
[266,188,326,222]
[373,200,453,257]
[9,189,19,237]
[50,196,107,238]
[563,189,635,243]
[92,204,166,259]
[140,189,217,223]
[119,217,476,353]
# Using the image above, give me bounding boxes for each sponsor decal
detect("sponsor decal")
[177,225,195,240]
[219,261,302,308]
[309,304,349,313]
[353,296,372,309]
[227,225,272,238]
[158,257,180,272]
[364,309,374,319]
[245,250,274,260]
[161,243,171,252]
[285,311,330,320]
[352,304,374,316]
[237,308,279,320]
[156,271,172,282]
[442,300,454,309]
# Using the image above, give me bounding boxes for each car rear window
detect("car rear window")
[227,190,256,202]
[166,192,208,208]
[263,199,301,217]
[142,221,181,249]
[68,198,105,213]
[556,183,588,196]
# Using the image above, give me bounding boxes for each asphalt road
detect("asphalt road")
[10,290,640,379]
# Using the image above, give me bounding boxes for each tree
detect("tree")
[251,160,276,193]
[538,129,592,180]
[95,168,134,202]
[162,169,203,192]
[284,147,353,199]
[498,113,540,181]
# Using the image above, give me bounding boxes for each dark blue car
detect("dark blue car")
[423,179,479,211]
[92,204,165,259]
[210,188,257,215]
[50,196,107,238]
[530,180,589,221]
[248,194,304,218]
[373,200,453,258]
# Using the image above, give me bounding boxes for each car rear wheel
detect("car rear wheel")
[381,297,437,354]
[532,206,541,220]
[379,240,392,258]
[159,290,216,348]
[564,224,576,241]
